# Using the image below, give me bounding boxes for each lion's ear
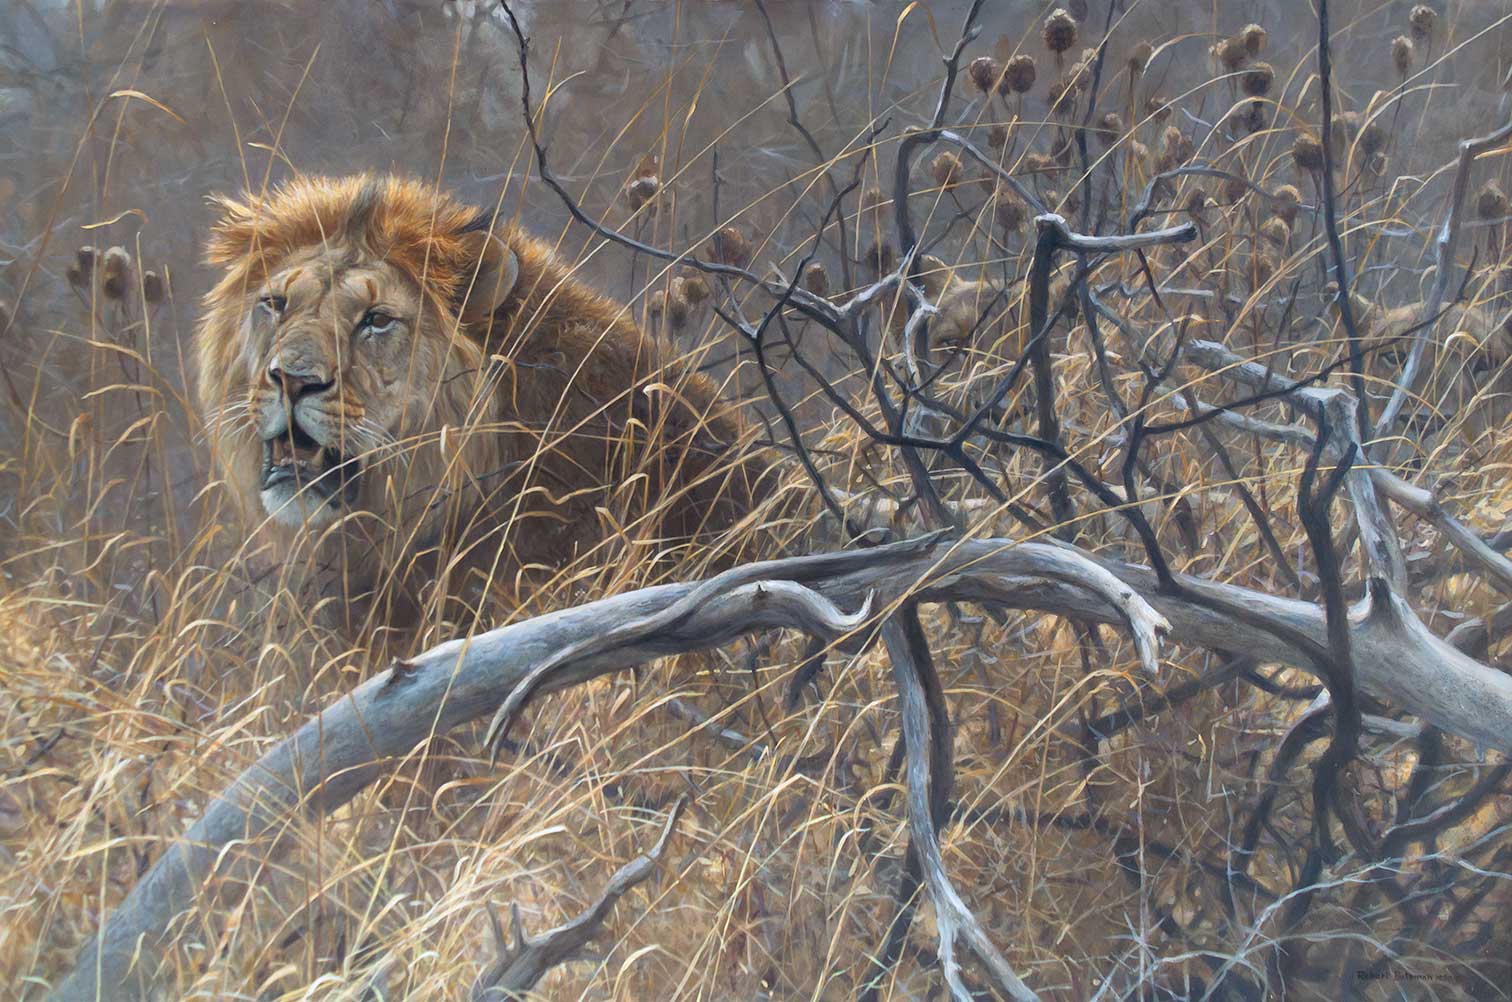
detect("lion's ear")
[205,193,261,265]
[456,229,519,326]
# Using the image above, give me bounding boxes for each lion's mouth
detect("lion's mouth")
[260,423,362,507]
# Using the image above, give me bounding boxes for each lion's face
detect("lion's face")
[241,249,432,528]
[196,175,517,541]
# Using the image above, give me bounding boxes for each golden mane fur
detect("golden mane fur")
[195,174,766,639]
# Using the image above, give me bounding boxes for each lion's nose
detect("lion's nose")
[267,357,334,400]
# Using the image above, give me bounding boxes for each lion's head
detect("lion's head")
[195,175,517,539]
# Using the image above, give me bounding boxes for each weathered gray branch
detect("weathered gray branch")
[48,533,1512,1002]
[470,797,686,1000]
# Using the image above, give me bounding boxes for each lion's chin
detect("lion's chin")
[260,483,341,530]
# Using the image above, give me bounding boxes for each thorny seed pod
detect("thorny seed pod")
[1222,174,1249,205]
[968,55,1002,94]
[707,226,751,268]
[863,240,896,277]
[1271,184,1302,223]
[76,245,99,279]
[1357,118,1387,157]
[1130,140,1150,164]
[101,246,132,301]
[1241,23,1268,56]
[1047,78,1078,116]
[1023,152,1056,174]
[1042,9,1078,55]
[1261,216,1291,247]
[1409,4,1436,41]
[1212,34,1249,72]
[624,154,661,211]
[994,189,1026,231]
[1002,54,1037,94]
[931,151,963,188]
[1477,181,1508,221]
[142,269,165,305]
[802,261,830,297]
[1392,35,1415,77]
[1099,111,1124,145]
[1238,100,1268,134]
[1162,126,1195,165]
[664,283,691,329]
[626,177,660,212]
[1292,133,1325,172]
[1241,61,1274,97]
[680,272,710,304]
[1329,112,1360,158]
[1184,188,1210,223]
[987,123,1010,149]
[1129,41,1154,74]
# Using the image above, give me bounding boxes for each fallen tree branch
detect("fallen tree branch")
[47,531,1512,1001]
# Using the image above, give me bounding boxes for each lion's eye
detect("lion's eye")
[257,295,287,318]
[362,310,397,334]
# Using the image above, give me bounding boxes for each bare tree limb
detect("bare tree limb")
[470,797,686,1000]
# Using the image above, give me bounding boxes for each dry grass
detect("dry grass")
[2,1,1511,1000]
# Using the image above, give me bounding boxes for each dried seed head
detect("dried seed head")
[1130,140,1150,163]
[101,246,132,300]
[1240,61,1274,97]
[142,269,165,305]
[861,187,886,213]
[1099,111,1124,145]
[1357,118,1387,156]
[1254,253,1277,285]
[664,284,691,329]
[802,261,830,297]
[1272,184,1303,223]
[931,151,963,188]
[66,265,86,289]
[1477,181,1508,220]
[1147,94,1171,124]
[1222,174,1248,204]
[1042,9,1078,55]
[1241,23,1268,56]
[994,189,1026,231]
[1235,100,1269,135]
[1409,4,1436,40]
[968,56,1002,94]
[864,240,896,277]
[1047,78,1079,116]
[1184,188,1210,222]
[76,245,99,279]
[1292,133,1325,172]
[708,227,751,268]
[1129,41,1154,74]
[1366,151,1390,177]
[625,176,660,212]
[1002,54,1037,94]
[1161,126,1194,165]
[1212,34,1249,72]
[625,154,661,211]
[1261,216,1292,247]
[680,272,710,304]
[1329,111,1360,158]
[1022,152,1056,174]
[1392,35,1415,77]
[987,123,1010,149]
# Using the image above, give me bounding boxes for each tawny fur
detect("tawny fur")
[195,174,765,641]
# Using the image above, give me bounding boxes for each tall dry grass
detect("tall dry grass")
[2,1,1510,999]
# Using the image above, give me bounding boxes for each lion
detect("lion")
[195,173,770,644]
